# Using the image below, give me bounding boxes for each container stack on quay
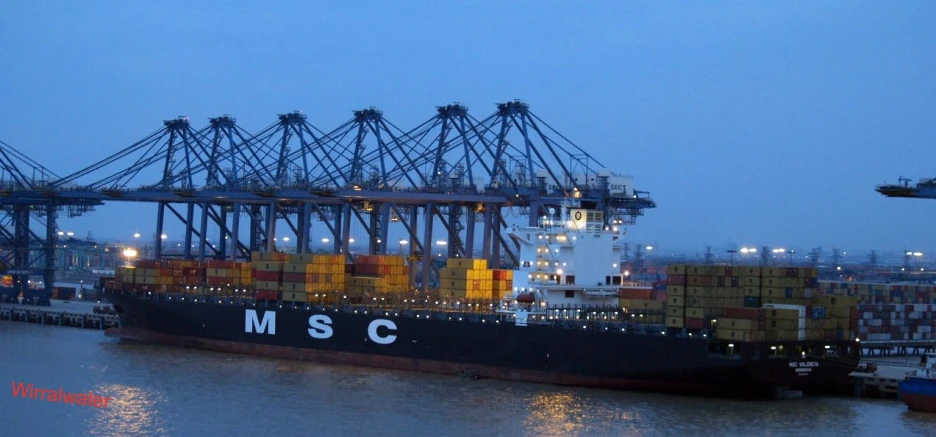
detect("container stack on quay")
[437,258,513,301]
[818,281,936,342]
[347,255,409,298]
[662,264,857,343]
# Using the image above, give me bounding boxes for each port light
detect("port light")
[728,344,735,348]
[824,345,831,349]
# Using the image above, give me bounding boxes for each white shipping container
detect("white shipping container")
[918,326,932,334]
[913,333,923,340]
[863,312,873,320]
[868,333,891,341]
[762,303,806,319]
[858,326,869,334]
[868,319,883,327]
[910,312,923,320]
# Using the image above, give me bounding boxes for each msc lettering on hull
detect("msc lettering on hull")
[244,310,397,344]
[245,309,276,335]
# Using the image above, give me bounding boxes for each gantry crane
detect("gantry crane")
[876,177,936,199]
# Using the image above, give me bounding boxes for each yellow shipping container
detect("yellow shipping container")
[282,263,305,273]
[827,305,851,319]
[761,287,786,299]
[667,285,686,297]
[622,299,664,310]
[252,261,284,272]
[255,280,281,290]
[686,307,705,318]
[765,329,801,341]
[718,318,760,331]
[446,258,488,270]
[666,295,684,307]
[282,291,307,302]
[666,317,685,328]
[716,329,765,342]
[667,306,685,317]
[766,319,800,330]
[765,308,801,320]
[288,253,314,263]
[135,268,160,277]
[282,282,316,293]
[438,289,466,300]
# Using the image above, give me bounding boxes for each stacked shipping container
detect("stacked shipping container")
[819,280,936,342]
[114,259,254,294]
[665,264,856,343]
[348,255,409,296]
[438,258,494,300]
[280,254,347,302]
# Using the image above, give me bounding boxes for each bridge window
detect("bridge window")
[565,290,575,299]
[565,275,575,285]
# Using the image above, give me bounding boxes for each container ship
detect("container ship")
[103,200,860,399]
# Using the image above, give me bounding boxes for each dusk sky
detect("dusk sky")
[2,1,934,259]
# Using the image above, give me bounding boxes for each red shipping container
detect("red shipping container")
[619,288,653,300]
[724,307,764,319]
[136,260,161,269]
[685,317,705,330]
[283,272,307,283]
[206,277,229,286]
[356,255,378,265]
[654,292,668,301]
[667,275,685,285]
[255,271,283,282]
[255,290,280,300]
[357,264,379,276]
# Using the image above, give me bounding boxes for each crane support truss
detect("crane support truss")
[0,101,655,294]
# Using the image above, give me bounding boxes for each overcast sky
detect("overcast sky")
[1,1,934,259]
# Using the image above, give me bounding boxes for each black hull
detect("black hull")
[104,291,859,399]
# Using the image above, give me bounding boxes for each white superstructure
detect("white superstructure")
[503,199,628,312]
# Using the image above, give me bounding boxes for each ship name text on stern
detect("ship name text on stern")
[244,309,397,344]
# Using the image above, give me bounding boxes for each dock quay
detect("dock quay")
[0,300,119,330]
[860,340,936,357]
[850,356,925,399]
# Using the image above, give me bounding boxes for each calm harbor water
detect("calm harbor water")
[1,321,934,437]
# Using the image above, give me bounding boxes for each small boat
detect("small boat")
[899,352,936,413]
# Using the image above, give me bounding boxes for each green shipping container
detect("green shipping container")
[743,296,761,308]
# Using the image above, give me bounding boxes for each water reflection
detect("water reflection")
[85,384,169,437]
[3,323,936,437]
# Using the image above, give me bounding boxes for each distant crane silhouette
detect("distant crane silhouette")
[876,176,936,199]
